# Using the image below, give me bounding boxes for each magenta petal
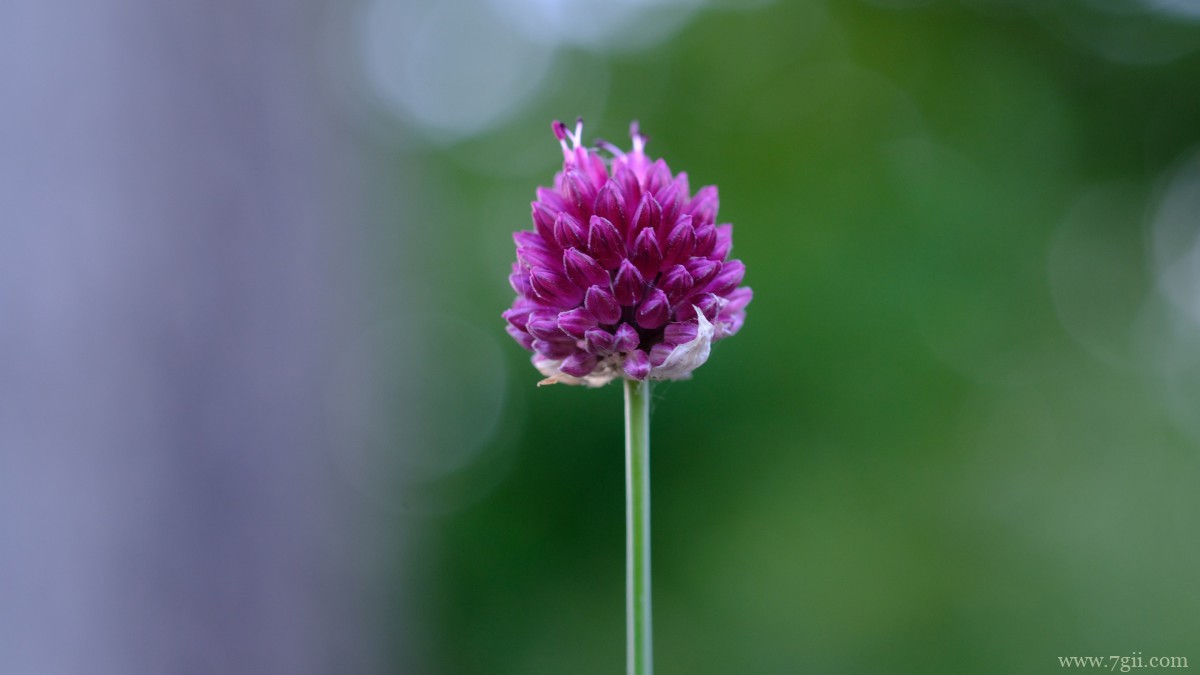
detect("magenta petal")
[664,321,699,345]
[612,164,642,208]
[659,265,694,304]
[649,343,674,367]
[532,338,576,359]
[711,224,733,260]
[693,223,717,257]
[503,306,534,331]
[584,328,616,356]
[514,230,544,249]
[725,286,753,312]
[563,169,596,218]
[593,182,627,233]
[635,288,670,330]
[579,149,609,189]
[685,257,721,288]
[613,323,640,353]
[530,267,584,307]
[687,185,718,226]
[506,325,535,351]
[630,194,661,243]
[509,269,534,297]
[517,244,558,270]
[526,314,566,341]
[587,215,624,270]
[706,259,745,297]
[661,216,695,269]
[630,228,663,280]
[623,349,651,380]
[672,171,690,203]
[558,307,599,339]
[643,159,672,195]
[554,213,586,251]
[531,202,559,247]
[692,293,723,321]
[655,183,682,232]
[536,187,568,214]
[560,350,599,377]
[563,248,609,288]
[613,259,646,306]
[584,285,621,325]
[716,311,745,339]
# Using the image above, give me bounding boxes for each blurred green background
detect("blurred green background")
[381,1,1200,672]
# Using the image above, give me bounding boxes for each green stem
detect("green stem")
[624,378,652,675]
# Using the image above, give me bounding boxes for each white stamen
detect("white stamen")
[595,139,626,158]
[570,117,584,149]
[630,120,646,154]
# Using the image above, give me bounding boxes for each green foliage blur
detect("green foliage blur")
[392,1,1200,672]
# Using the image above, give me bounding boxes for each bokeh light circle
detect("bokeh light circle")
[356,0,554,141]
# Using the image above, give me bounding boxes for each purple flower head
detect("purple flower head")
[503,118,752,386]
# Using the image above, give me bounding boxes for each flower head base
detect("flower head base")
[503,119,752,386]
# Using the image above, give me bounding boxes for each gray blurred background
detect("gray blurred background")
[2,0,1199,673]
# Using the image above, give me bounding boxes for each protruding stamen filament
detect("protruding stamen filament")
[594,138,627,158]
[629,120,646,154]
[571,117,584,148]
[553,118,586,160]
[552,119,572,158]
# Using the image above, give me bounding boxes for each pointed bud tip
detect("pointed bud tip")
[558,307,599,339]
[584,328,616,356]
[586,215,625,269]
[584,285,622,325]
[613,323,640,353]
[623,349,651,380]
[613,259,647,306]
[635,288,670,330]
[560,350,599,378]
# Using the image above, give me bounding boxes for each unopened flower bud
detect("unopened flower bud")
[613,259,646,307]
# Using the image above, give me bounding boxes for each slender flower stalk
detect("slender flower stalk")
[624,378,652,675]
[502,119,750,674]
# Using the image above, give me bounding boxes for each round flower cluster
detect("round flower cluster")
[503,119,751,386]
